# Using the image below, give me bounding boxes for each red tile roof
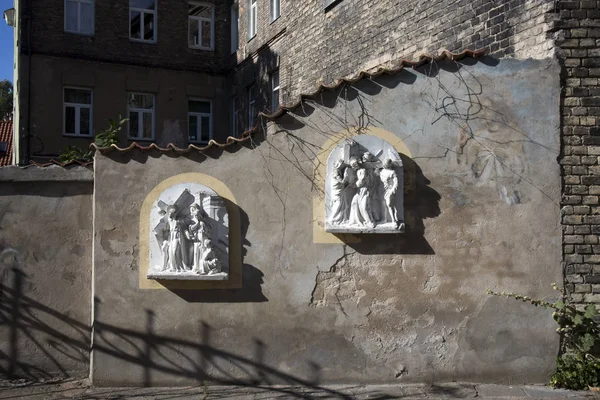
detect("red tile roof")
[0,120,13,166]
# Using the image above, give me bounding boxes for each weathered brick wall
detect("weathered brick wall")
[234,0,558,117]
[23,0,231,73]
[557,0,600,304]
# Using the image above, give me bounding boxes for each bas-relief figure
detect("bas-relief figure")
[325,136,405,233]
[147,183,229,281]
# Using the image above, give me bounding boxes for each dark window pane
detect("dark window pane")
[65,106,76,134]
[65,0,78,31]
[200,116,210,142]
[272,89,280,110]
[189,115,197,141]
[189,3,211,18]
[189,100,210,114]
[65,88,91,104]
[130,10,141,38]
[201,20,211,48]
[144,12,154,40]
[130,0,155,10]
[80,3,93,34]
[189,20,199,46]
[129,93,153,109]
[143,112,153,138]
[272,71,279,89]
[129,111,139,137]
[80,107,90,135]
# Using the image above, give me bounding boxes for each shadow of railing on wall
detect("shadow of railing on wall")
[0,267,364,399]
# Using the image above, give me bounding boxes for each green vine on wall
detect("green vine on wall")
[59,115,128,163]
[487,284,600,390]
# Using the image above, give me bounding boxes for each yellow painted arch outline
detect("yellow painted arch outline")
[139,173,242,290]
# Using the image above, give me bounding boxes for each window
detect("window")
[188,2,214,50]
[130,0,156,42]
[65,0,94,34]
[232,98,239,137]
[324,0,342,9]
[188,99,212,143]
[231,3,239,53]
[270,69,280,111]
[64,87,92,137]
[0,142,7,155]
[248,0,257,39]
[270,0,280,21]
[128,93,154,140]
[248,85,256,128]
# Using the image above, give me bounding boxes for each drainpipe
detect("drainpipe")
[23,7,31,165]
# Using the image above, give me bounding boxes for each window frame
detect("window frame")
[230,3,239,54]
[127,92,155,141]
[129,1,157,43]
[232,97,239,138]
[248,84,256,129]
[270,69,280,112]
[64,0,95,35]
[188,98,213,144]
[63,86,93,138]
[188,1,215,51]
[270,0,280,22]
[248,0,257,40]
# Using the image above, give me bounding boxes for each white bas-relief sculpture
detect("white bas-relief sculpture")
[325,135,405,233]
[147,182,229,280]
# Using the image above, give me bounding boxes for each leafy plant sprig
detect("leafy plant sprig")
[487,284,600,390]
[58,115,128,163]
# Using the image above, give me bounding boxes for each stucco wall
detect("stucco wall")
[91,58,562,386]
[0,166,93,380]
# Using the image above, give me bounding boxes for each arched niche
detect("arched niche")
[147,182,229,281]
[325,135,405,234]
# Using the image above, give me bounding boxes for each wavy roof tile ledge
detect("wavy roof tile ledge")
[36,48,485,164]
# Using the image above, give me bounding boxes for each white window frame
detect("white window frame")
[248,0,257,40]
[129,1,157,43]
[232,97,239,137]
[188,98,213,144]
[270,0,280,22]
[231,3,239,54]
[64,0,95,35]
[188,2,214,50]
[127,93,155,141]
[63,87,93,137]
[248,85,256,128]
[270,69,280,112]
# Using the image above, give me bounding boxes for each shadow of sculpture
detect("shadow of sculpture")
[339,155,439,255]
[166,202,268,303]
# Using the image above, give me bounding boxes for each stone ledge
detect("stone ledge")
[0,165,93,182]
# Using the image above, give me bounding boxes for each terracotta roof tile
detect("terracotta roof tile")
[37,48,486,164]
[0,120,13,167]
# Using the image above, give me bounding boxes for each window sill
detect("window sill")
[127,137,155,142]
[63,133,93,138]
[129,38,157,44]
[270,15,280,24]
[64,30,95,37]
[247,34,256,43]
[189,45,214,51]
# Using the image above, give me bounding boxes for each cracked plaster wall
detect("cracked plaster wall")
[90,58,562,385]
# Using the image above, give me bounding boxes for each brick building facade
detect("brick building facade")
[5,0,600,307]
